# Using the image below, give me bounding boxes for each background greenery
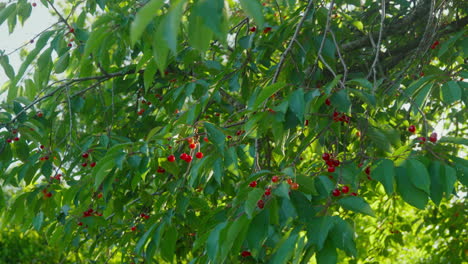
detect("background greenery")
[0,0,466,263]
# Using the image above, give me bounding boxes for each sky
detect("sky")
[0,2,57,86]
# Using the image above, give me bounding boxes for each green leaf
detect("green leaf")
[41,160,53,177]
[316,240,338,264]
[412,82,433,115]
[269,230,299,264]
[188,10,213,52]
[439,136,468,146]
[14,139,29,162]
[219,215,251,262]
[438,30,464,57]
[330,89,351,113]
[330,217,357,257]
[0,3,16,26]
[324,75,342,95]
[246,209,269,252]
[204,122,225,155]
[54,52,70,74]
[440,81,461,104]
[130,0,165,45]
[338,196,375,217]
[405,159,430,194]
[372,159,395,195]
[252,82,286,109]
[288,88,305,124]
[161,0,186,53]
[306,216,335,250]
[367,126,391,152]
[429,161,443,205]
[352,20,364,32]
[160,225,178,262]
[395,167,428,209]
[92,144,129,188]
[0,55,15,80]
[144,59,157,91]
[245,188,264,218]
[206,222,228,262]
[295,174,318,195]
[153,27,170,74]
[135,223,157,254]
[196,0,226,40]
[442,165,457,199]
[239,0,264,26]
[33,211,44,231]
[83,26,110,58]
[347,78,373,91]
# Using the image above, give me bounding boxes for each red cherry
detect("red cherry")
[429,132,437,143]
[332,159,340,167]
[287,178,293,185]
[408,125,416,133]
[328,166,335,173]
[342,186,349,193]
[305,120,309,126]
[45,192,52,198]
[257,199,264,209]
[189,143,196,149]
[40,145,45,149]
[264,188,271,196]
[263,27,272,34]
[350,192,358,196]
[77,222,83,226]
[97,193,103,199]
[203,137,209,142]
[90,162,96,167]
[365,166,371,175]
[180,153,188,160]
[167,155,176,162]
[271,175,279,183]
[32,3,37,7]
[187,138,194,144]
[37,112,43,118]
[81,162,87,167]
[69,28,75,33]
[332,189,341,197]
[241,250,252,257]
[195,152,203,159]
[82,153,89,158]
[325,98,331,106]
[13,137,20,141]
[249,26,256,32]
[184,155,193,163]
[67,43,72,47]
[322,153,330,161]
[131,226,137,232]
[6,139,12,143]
[418,137,426,144]
[290,182,299,190]
[249,181,257,188]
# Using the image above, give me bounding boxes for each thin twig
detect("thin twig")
[367,0,386,87]
[272,0,315,84]
[311,0,335,75]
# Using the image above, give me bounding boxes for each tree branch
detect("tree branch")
[272,0,314,84]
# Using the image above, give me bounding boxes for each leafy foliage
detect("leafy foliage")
[0,0,466,263]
